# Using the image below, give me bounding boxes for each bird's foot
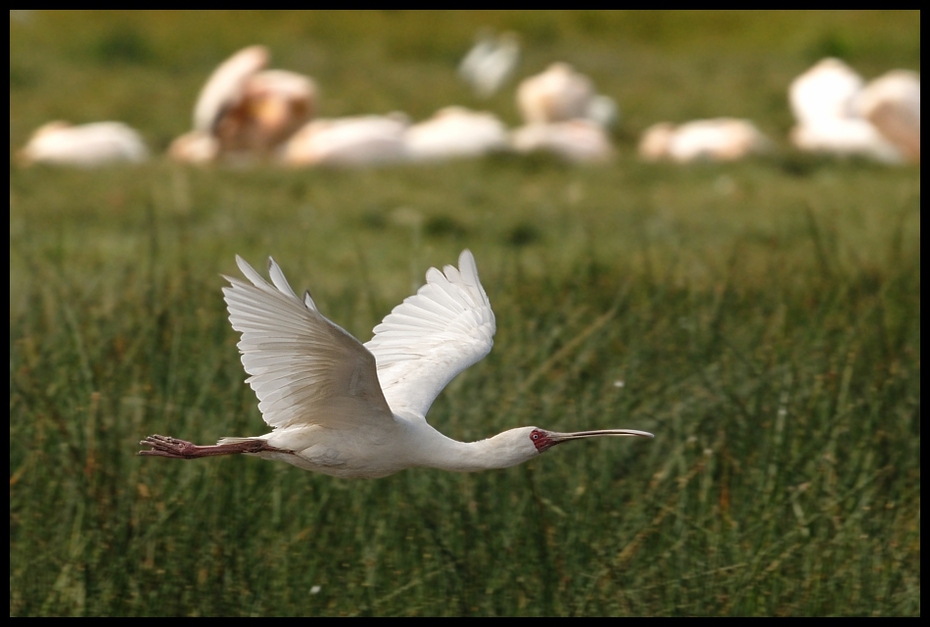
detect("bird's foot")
[139,434,270,459]
[138,434,205,459]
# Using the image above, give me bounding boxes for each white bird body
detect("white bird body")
[19,121,149,167]
[855,70,920,162]
[516,63,596,124]
[173,45,317,163]
[789,117,903,163]
[140,250,653,477]
[787,58,915,163]
[282,114,410,167]
[511,119,614,163]
[789,58,864,126]
[638,118,771,163]
[458,30,520,98]
[168,130,221,165]
[404,107,508,161]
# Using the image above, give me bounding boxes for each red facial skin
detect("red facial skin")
[530,428,556,452]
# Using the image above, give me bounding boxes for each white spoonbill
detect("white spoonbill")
[140,251,653,478]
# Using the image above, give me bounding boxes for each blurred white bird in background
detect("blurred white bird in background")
[140,251,653,478]
[282,113,410,167]
[516,62,619,127]
[516,62,594,124]
[510,63,619,162]
[789,57,864,127]
[855,70,920,162]
[19,121,149,167]
[511,119,614,163]
[404,106,509,162]
[787,58,916,163]
[788,118,903,164]
[170,45,317,163]
[638,118,772,163]
[458,29,521,98]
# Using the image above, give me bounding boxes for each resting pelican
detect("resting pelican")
[787,58,909,163]
[855,70,920,162]
[638,118,771,163]
[19,121,148,167]
[172,45,317,163]
[511,119,614,163]
[282,114,411,167]
[404,107,508,161]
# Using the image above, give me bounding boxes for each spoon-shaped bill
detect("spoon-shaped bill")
[532,428,654,452]
[550,429,654,442]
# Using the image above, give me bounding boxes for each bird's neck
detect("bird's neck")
[406,424,533,473]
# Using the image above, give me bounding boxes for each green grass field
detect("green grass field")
[10,11,920,616]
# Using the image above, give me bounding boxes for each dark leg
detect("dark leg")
[139,434,273,459]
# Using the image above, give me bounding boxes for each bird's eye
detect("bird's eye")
[531,432,539,440]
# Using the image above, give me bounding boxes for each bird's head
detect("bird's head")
[485,427,653,470]
[522,426,654,454]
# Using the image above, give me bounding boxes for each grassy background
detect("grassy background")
[10,11,920,616]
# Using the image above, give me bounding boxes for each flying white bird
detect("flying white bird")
[458,30,520,98]
[140,251,653,478]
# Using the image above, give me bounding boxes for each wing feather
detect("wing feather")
[365,249,496,419]
[223,256,394,431]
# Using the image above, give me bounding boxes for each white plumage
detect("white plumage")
[638,118,771,163]
[19,121,149,167]
[855,70,920,162]
[403,107,508,162]
[787,58,917,163]
[282,114,410,167]
[172,45,317,163]
[140,250,652,477]
[511,119,614,163]
[458,30,520,98]
[516,63,596,125]
[789,58,864,127]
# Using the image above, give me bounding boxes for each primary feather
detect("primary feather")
[222,249,494,434]
[365,249,496,419]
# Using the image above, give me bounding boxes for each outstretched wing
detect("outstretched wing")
[365,249,496,419]
[223,256,394,431]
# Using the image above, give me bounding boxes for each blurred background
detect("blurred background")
[10,11,920,616]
